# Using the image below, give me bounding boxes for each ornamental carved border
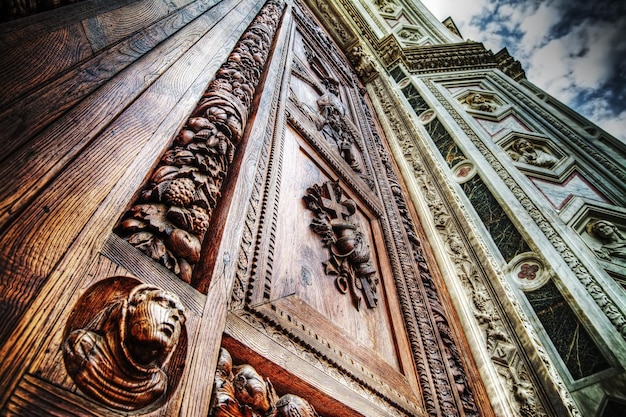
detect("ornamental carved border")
[422,73,626,340]
[285,109,382,215]
[357,88,481,417]
[115,0,285,287]
[370,76,562,417]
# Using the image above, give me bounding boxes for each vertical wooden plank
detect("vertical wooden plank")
[0,22,92,108]
[0,0,226,154]
[82,0,177,52]
[0,0,240,228]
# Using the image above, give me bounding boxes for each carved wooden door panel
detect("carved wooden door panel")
[0,0,489,416]
[202,1,481,416]
[213,6,426,414]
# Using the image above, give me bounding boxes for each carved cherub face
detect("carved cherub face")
[125,287,186,366]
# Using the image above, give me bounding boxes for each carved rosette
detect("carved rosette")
[116,0,284,284]
[304,180,379,310]
[210,348,320,417]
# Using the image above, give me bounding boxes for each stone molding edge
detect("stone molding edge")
[422,74,626,340]
[370,75,583,417]
[357,91,481,417]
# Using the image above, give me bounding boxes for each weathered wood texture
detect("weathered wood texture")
[0,0,264,412]
[0,0,257,343]
[0,0,241,226]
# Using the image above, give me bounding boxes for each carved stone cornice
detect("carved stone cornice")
[301,0,527,83]
[422,74,626,340]
[401,42,525,80]
[495,48,526,81]
[369,75,575,417]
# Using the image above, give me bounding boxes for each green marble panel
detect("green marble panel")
[390,65,406,82]
[601,399,626,417]
[401,83,429,115]
[425,118,466,168]
[461,175,531,262]
[526,280,611,380]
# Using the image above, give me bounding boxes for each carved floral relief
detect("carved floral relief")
[303,180,379,310]
[63,277,187,412]
[115,0,284,285]
[210,348,320,417]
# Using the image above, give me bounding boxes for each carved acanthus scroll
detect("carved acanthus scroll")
[63,279,187,412]
[304,180,379,310]
[116,0,284,284]
[211,348,320,417]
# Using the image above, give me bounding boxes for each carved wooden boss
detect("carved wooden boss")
[304,180,378,310]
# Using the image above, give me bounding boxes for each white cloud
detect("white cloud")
[418,0,625,142]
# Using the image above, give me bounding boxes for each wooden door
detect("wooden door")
[0,0,490,416]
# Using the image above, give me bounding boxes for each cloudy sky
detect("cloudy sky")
[420,0,626,142]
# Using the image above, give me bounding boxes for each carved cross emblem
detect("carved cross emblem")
[303,180,378,310]
[319,181,351,220]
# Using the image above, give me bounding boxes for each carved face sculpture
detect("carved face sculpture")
[512,139,534,154]
[233,364,272,412]
[125,286,186,367]
[590,220,620,241]
[471,93,485,104]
